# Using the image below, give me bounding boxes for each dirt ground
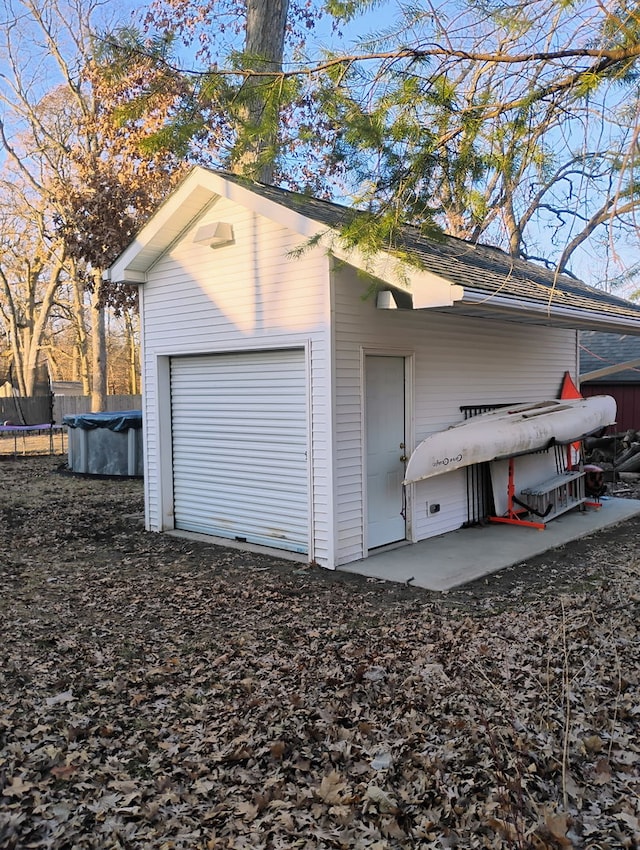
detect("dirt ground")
[0,456,638,849]
[0,449,638,609]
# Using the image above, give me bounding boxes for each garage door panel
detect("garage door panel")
[174,497,307,533]
[170,350,308,553]
[171,428,307,445]
[172,462,307,479]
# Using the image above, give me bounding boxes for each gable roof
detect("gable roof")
[580,331,640,383]
[106,166,640,335]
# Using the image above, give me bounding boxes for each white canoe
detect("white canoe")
[403,395,616,485]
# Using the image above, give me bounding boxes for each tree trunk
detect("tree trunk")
[90,272,107,411]
[72,275,91,394]
[124,309,139,395]
[23,267,63,396]
[231,0,290,184]
[0,270,27,395]
[9,333,27,396]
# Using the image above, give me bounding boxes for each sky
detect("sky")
[1,0,638,296]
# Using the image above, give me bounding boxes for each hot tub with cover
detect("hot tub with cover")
[63,410,143,476]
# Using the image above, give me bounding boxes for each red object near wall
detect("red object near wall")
[560,371,582,400]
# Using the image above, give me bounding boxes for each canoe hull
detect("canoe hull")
[403,396,616,485]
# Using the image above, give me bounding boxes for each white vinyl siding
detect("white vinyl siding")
[170,350,308,552]
[138,180,582,572]
[332,265,578,565]
[140,196,332,564]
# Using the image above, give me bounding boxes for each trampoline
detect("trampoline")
[0,422,66,456]
[0,361,63,455]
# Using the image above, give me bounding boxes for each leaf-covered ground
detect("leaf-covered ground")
[0,457,638,849]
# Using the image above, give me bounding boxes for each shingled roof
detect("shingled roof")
[580,331,640,383]
[108,167,640,335]
[220,172,640,333]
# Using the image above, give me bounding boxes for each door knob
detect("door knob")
[400,455,408,462]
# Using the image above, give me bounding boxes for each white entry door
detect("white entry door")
[366,355,407,549]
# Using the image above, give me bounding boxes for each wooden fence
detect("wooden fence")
[53,395,142,423]
[0,395,141,425]
[0,395,142,456]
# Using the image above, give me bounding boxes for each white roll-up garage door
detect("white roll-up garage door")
[170,349,308,553]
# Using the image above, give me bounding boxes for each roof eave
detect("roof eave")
[451,289,640,334]
[105,167,334,284]
[329,244,466,308]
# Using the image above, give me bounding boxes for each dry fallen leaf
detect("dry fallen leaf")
[269,740,286,760]
[317,770,348,804]
[544,810,573,846]
[591,757,613,785]
[45,689,74,706]
[235,802,259,821]
[0,456,638,849]
[2,775,33,797]
[365,785,399,814]
[50,764,79,780]
[582,734,603,753]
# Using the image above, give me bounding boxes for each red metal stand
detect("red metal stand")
[585,499,602,510]
[489,443,597,530]
[489,457,547,530]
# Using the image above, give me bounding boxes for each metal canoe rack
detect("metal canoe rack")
[489,444,601,530]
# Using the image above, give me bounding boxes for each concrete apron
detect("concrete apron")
[340,497,640,592]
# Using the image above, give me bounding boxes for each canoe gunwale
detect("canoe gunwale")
[403,395,616,486]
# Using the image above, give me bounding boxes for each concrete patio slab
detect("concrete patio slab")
[340,497,640,591]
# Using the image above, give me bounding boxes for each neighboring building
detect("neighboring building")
[580,331,640,432]
[106,167,640,569]
[51,381,84,396]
